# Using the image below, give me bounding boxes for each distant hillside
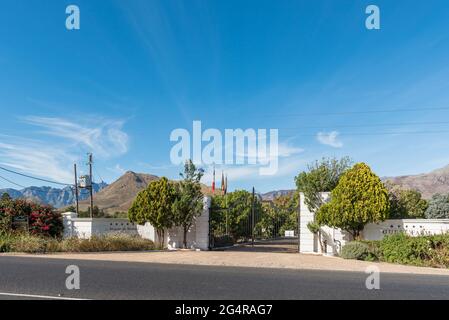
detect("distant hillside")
[75,171,159,214]
[74,171,220,215]
[384,164,449,199]
[0,182,107,208]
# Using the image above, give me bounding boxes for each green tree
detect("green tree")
[128,177,176,248]
[78,205,106,218]
[66,205,76,213]
[258,202,279,238]
[425,193,449,219]
[295,157,352,211]
[172,160,204,248]
[1,193,12,203]
[271,193,299,237]
[386,183,428,219]
[256,194,298,239]
[316,163,390,239]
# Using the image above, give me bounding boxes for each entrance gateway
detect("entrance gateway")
[208,190,300,253]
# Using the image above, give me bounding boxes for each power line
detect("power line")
[0,175,26,189]
[278,120,449,130]
[0,166,73,186]
[280,129,449,138]
[256,106,449,118]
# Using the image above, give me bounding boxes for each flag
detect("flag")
[221,171,225,194]
[212,166,215,193]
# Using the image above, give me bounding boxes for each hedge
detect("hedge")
[341,233,449,268]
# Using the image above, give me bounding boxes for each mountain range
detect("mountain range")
[1,164,449,213]
[260,190,295,201]
[383,164,449,199]
[0,182,107,208]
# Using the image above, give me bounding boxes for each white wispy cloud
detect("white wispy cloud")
[21,116,129,158]
[201,156,306,186]
[0,137,75,183]
[316,131,343,148]
[108,164,127,175]
[0,116,129,185]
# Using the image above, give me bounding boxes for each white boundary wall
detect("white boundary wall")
[62,197,211,250]
[363,219,449,240]
[299,192,449,255]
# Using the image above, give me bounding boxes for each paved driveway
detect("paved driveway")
[226,238,299,253]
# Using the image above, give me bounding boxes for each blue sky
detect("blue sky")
[1,0,449,193]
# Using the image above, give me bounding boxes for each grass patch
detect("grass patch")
[0,233,155,253]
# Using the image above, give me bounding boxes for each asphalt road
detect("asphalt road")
[0,256,448,300]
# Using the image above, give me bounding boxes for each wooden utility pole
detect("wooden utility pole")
[74,163,79,215]
[88,153,93,219]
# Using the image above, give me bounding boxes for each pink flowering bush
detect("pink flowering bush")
[0,198,63,238]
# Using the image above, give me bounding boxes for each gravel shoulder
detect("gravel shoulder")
[3,250,449,276]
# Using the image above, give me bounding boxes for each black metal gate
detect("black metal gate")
[208,189,299,251]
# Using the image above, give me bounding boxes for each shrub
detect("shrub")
[337,234,449,268]
[360,240,382,261]
[28,203,63,238]
[379,233,449,268]
[0,199,63,237]
[380,233,429,266]
[341,241,370,260]
[61,234,155,252]
[425,193,449,219]
[9,234,52,253]
[426,234,449,268]
[0,233,13,252]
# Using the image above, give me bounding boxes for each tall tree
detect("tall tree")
[128,177,176,248]
[295,157,352,211]
[172,160,204,248]
[316,163,390,239]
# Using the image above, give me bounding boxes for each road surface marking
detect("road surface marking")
[0,292,89,300]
